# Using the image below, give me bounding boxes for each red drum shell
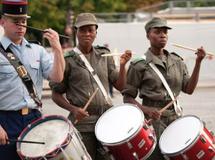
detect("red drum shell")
[95,104,156,160]
[159,115,215,160]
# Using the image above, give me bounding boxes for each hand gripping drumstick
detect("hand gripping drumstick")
[147,97,178,124]
[159,96,178,114]
[74,88,99,124]
[172,43,215,57]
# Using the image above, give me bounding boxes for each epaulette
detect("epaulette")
[171,52,183,60]
[28,40,41,45]
[94,45,110,52]
[131,57,146,64]
[64,50,76,58]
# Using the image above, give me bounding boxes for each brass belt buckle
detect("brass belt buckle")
[21,107,29,115]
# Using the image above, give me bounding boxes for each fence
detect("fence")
[94,0,215,22]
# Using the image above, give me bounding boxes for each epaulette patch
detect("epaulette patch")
[171,52,183,60]
[131,57,146,64]
[28,40,41,45]
[94,45,110,52]
[64,50,76,58]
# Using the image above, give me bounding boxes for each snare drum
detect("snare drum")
[95,104,156,160]
[159,115,215,160]
[17,115,91,160]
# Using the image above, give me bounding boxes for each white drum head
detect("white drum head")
[95,104,144,145]
[18,116,71,158]
[159,115,202,154]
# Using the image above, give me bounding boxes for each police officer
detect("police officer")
[50,13,131,159]
[0,0,65,159]
[122,17,206,159]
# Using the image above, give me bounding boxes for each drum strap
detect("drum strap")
[73,47,112,106]
[148,61,182,116]
[0,43,42,107]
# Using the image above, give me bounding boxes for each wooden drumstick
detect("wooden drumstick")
[101,53,122,57]
[172,43,215,56]
[159,97,178,114]
[101,52,137,57]
[74,88,99,124]
[146,97,178,124]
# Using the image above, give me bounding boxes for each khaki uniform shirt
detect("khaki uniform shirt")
[50,46,119,132]
[122,49,190,108]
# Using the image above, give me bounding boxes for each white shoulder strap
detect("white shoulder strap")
[73,47,112,105]
[148,62,182,116]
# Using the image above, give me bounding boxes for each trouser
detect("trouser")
[0,110,41,160]
[81,132,111,160]
[147,110,179,160]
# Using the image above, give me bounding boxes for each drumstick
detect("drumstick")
[8,139,45,145]
[16,24,71,39]
[146,97,178,124]
[101,53,122,57]
[159,97,178,114]
[74,88,99,124]
[101,52,137,57]
[172,43,215,56]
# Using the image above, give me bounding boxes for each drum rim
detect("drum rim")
[95,103,145,145]
[17,115,72,159]
[159,115,203,156]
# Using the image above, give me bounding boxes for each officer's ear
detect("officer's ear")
[146,32,150,39]
[146,28,151,39]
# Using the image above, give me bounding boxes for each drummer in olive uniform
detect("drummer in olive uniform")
[50,13,131,160]
[122,17,206,159]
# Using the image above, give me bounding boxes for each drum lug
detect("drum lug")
[208,146,215,152]
[148,133,155,142]
[209,131,215,144]
[196,150,205,159]
[200,136,207,144]
[138,139,145,149]
[144,120,151,130]
[143,124,149,130]
[127,141,133,149]
[181,153,189,160]
[132,152,139,160]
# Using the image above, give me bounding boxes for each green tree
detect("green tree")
[71,0,127,13]
[27,0,68,42]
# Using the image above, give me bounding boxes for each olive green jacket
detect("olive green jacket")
[122,49,190,107]
[50,46,119,131]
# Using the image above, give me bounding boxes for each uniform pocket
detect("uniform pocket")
[0,62,15,79]
[30,61,39,70]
